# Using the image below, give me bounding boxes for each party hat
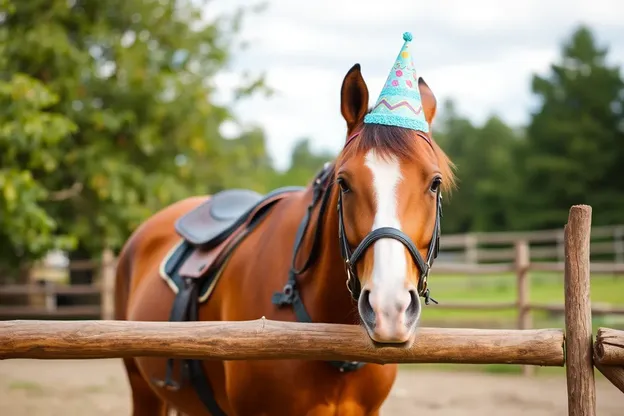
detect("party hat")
[364,32,429,133]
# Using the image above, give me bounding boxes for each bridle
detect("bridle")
[337,184,441,305]
[337,130,441,305]
[273,128,442,307]
[272,127,441,372]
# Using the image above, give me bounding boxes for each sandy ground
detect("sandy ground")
[0,359,622,415]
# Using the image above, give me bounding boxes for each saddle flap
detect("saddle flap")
[178,238,234,279]
[175,189,263,247]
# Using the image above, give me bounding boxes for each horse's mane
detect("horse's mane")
[335,123,456,195]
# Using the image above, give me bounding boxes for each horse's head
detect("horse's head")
[334,33,455,347]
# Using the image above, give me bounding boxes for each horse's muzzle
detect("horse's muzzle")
[357,287,421,346]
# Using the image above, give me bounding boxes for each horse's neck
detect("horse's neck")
[296,184,359,325]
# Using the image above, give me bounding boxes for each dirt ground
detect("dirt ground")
[0,359,622,415]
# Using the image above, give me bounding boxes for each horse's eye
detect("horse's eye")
[337,178,351,193]
[430,177,442,193]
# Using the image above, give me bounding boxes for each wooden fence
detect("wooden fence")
[0,249,116,320]
[2,231,623,331]
[439,223,624,264]
[0,205,622,416]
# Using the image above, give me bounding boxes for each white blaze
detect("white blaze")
[364,149,411,311]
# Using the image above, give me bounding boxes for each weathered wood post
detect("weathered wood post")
[465,233,478,264]
[100,249,116,320]
[515,240,532,376]
[564,205,596,416]
[44,280,57,315]
[594,327,624,393]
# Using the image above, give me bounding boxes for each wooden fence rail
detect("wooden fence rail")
[0,319,565,365]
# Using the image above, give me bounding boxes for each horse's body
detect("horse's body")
[115,33,455,416]
[115,184,397,416]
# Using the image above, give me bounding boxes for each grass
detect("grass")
[406,271,624,377]
[8,381,44,393]
[419,271,624,329]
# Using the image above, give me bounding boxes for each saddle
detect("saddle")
[160,186,303,298]
[153,186,302,415]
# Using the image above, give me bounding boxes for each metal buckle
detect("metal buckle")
[345,260,354,296]
[419,265,430,296]
[345,271,353,295]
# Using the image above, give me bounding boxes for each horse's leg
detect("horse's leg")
[123,357,167,416]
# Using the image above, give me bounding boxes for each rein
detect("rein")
[272,129,442,372]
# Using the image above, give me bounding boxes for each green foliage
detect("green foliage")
[0,0,272,268]
[0,74,78,268]
[268,138,336,189]
[521,25,624,228]
[434,101,525,233]
[436,25,624,233]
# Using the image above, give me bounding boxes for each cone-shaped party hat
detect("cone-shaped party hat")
[363,32,429,133]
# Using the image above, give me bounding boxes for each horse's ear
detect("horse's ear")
[340,63,369,136]
[418,77,437,125]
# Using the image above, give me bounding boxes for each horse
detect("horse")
[114,38,456,416]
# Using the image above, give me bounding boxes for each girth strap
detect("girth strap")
[154,273,227,415]
[187,287,228,416]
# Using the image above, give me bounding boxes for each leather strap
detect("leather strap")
[272,163,366,373]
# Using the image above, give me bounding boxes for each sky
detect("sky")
[204,0,624,170]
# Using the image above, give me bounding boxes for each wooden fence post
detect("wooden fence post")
[44,280,57,314]
[465,233,478,264]
[515,240,532,376]
[100,249,116,321]
[614,226,624,265]
[564,205,596,416]
[556,229,565,264]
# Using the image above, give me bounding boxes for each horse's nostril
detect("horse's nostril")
[405,289,421,325]
[358,289,375,325]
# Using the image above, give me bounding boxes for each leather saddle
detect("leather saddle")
[173,186,303,280]
[153,185,303,402]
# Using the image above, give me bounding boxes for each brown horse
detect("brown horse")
[114,63,455,415]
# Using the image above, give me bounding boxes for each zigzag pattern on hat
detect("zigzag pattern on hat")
[372,99,423,116]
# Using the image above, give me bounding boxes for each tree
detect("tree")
[522,25,624,229]
[464,116,525,232]
[268,138,337,189]
[433,100,525,233]
[432,99,480,234]
[0,0,271,276]
[0,74,78,271]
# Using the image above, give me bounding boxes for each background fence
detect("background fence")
[2,226,624,334]
[0,225,624,329]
